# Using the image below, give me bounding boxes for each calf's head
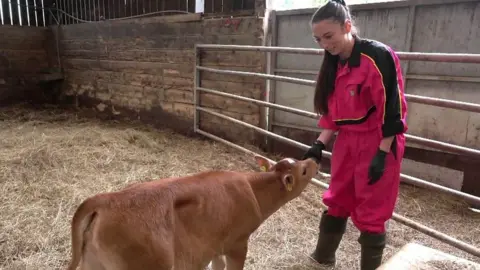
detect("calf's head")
[254,155,319,195]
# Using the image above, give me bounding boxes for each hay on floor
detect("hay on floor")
[0,104,479,270]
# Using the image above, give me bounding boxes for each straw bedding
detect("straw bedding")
[0,104,479,270]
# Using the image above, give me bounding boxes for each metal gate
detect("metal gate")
[192,42,480,258]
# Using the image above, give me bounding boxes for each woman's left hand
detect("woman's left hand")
[368,149,388,185]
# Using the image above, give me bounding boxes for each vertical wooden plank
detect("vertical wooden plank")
[138,0,142,17]
[125,0,130,17]
[93,0,96,21]
[61,0,65,24]
[205,0,212,13]
[117,0,121,19]
[214,0,222,13]
[244,0,254,10]
[223,0,233,13]
[188,0,195,13]
[178,0,187,12]
[461,158,480,209]
[73,0,77,24]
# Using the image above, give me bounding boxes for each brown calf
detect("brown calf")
[66,155,319,270]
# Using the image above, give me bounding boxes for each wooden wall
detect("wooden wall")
[0,26,51,105]
[54,14,266,145]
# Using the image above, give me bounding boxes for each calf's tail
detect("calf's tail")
[66,196,102,270]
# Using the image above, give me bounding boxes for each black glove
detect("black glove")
[302,140,325,164]
[368,149,388,185]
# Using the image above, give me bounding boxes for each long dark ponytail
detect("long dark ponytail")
[314,51,338,115]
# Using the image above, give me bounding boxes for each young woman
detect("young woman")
[301,0,408,269]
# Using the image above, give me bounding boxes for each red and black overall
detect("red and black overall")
[318,36,408,234]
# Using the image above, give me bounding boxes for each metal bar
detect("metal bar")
[196,66,316,87]
[406,74,480,83]
[195,74,480,157]
[56,0,61,25]
[16,0,22,26]
[406,134,480,156]
[266,9,278,153]
[8,0,13,25]
[271,121,322,133]
[76,0,79,21]
[195,44,480,63]
[274,68,317,75]
[405,94,480,113]
[196,106,327,159]
[200,66,480,115]
[25,0,31,26]
[197,44,324,55]
[275,68,480,83]
[195,128,331,184]
[196,128,480,258]
[193,45,200,132]
[391,212,480,258]
[0,0,4,25]
[197,87,318,119]
[41,0,44,25]
[65,0,69,24]
[61,0,64,24]
[399,173,480,206]
[196,106,480,206]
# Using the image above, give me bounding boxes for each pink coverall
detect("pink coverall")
[318,38,408,234]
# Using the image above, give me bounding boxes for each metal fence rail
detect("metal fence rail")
[196,44,480,63]
[193,44,480,259]
[196,66,480,158]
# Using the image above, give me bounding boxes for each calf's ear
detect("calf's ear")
[254,155,273,172]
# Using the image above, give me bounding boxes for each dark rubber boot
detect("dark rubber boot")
[310,210,348,266]
[358,231,386,270]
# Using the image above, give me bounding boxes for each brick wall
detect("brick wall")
[54,14,266,146]
[0,26,51,105]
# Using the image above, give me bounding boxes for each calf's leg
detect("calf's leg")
[208,255,226,270]
[225,241,248,270]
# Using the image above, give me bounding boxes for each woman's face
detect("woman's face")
[311,18,351,57]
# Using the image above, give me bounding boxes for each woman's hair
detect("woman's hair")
[311,0,357,115]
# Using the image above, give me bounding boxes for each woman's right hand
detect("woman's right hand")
[302,140,326,164]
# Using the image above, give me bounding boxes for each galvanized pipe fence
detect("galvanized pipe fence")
[193,43,480,258]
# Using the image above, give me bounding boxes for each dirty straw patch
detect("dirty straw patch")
[0,104,479,270]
